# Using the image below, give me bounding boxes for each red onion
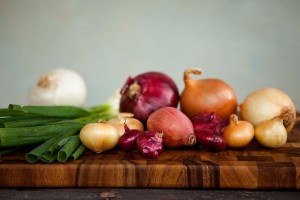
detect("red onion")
[192,112,229,151]
[147,107,196,148]
[118,124,143,151]
[194,128,227,151]
[119,72,180,124]
[191,112,223,130]
[136,130,163,159]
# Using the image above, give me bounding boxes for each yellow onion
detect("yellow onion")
[254,115,287,148]
[240,87,296,133]
[180,68,238,120]
[107,112,144,136]
[79,121,119,153]
[223,114,254,148]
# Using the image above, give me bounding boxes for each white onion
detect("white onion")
[240,87,296,133]
[28,68,87,106]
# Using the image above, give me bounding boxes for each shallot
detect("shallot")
[118,124,143,151]
[136,130,163,159]
[192,112,228,151]
[147,107,196,148]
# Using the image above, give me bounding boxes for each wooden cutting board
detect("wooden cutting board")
[1,115,300,189]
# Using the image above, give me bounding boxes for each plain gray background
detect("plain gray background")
[0,0,299,111]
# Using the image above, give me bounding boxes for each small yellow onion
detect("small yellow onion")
[79,121,119,153]
[240,87,296,133]
[223,114,254,148]
[254,115,287,148]
[107,112,144,136]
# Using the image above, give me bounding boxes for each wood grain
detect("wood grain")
[0,115,300,189]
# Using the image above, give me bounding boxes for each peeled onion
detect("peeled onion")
[180,68,238,120]
[28,68,87,106]
[147,107,196,148]
[240,87,296,133]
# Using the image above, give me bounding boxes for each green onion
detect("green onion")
[68,144,86,162]
[0,103,117,163]
[57,135,81,162]
[8,104,90,118]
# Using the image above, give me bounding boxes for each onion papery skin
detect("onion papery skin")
[136,130,163,159]
[191,112,223,131]
[240,87,296,133]
[180,68,238,120]
[119,72,180,124]
[194,129,227,152]
[147,107,196,148]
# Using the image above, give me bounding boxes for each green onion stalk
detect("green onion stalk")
[0,100,119,163]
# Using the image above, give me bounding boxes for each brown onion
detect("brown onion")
[180,68,238,120]
[147,107,196,148]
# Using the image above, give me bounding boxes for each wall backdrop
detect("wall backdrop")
[1,0,299,111]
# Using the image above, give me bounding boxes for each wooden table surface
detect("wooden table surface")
[1,114,300,199]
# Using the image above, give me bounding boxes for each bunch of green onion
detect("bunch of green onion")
[0,104,116,163]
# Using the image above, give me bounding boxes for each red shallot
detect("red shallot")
[118,124,143,151]
[192,112,228,151]
[136,130,163,159]
[119,71,180,124]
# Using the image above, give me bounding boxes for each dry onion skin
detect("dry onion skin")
[180,68,238,120]
[240,87,296,133]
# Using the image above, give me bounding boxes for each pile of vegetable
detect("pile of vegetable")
[0,67,297,162]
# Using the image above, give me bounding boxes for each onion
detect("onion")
[180,68,238,119]
[118,123,143,151]
[119,71,180,124]
[136,130,163,159]
[28,68,87,106]
[194,129,227,152]
[240,87,296,133]
[192,112,228,151]
[107,113,144,136]
[79,121,119,153]
[191,112,224,131]
[223,114,254,148]
[254,115,287,148]
[147,107,196,148]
